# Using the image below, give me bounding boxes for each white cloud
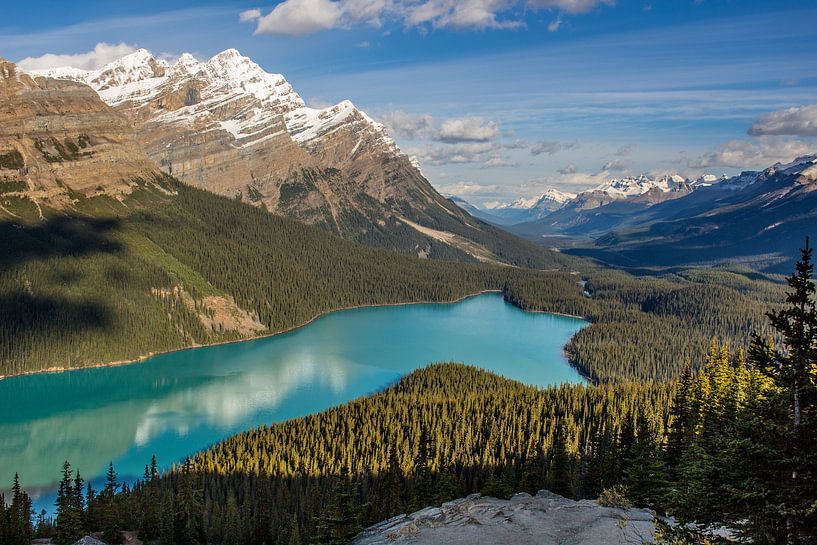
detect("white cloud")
[558,164,577,174]
[437,181,502,196]
[239,8,262,22]
[691,136,815,168]
[244,0,610,35]
[530,139,579,155]
[527,0,614,15]
[484,156,519,167]
[748,104,817,137]
[17,42,139,71]
[404,0,523,30]
[419,142,499,165]
[436,116,499,142]
[252,0,343,36]
[503,139,530,149]
[378,110,436,139]
[356,40,371,48]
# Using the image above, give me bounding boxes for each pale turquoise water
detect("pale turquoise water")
[0,293,586,508]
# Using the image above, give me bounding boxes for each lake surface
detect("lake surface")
[0,293,586,508]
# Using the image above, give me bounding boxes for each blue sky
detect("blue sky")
[3,0,816,205]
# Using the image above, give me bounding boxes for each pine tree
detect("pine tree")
[101,462,122,545]
[623,417,668,510]
[159,492,175,545]
[375,444,405,519]
[55,462,82,545]
[750,240,817,544]
[175,468,204,545]
[666,363,693,473]
[8,474,33,545]
[222,493,240,545]
[409,428,433,510]
[314,474,362,545]
[520,443,545,495]
[547,421,574,498]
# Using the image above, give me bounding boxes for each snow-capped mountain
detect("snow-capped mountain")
[491,189,575,211]
[27,49,541,265]
[592,174,686,197]
[484,188,576,224]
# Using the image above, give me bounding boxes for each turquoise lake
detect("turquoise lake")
[0,293,586,508]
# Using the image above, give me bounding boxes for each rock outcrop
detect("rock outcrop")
[354,490,656,545]
[0,57,160,210]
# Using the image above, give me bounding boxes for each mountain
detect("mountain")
[510,173,697,237]
[446,195,506,224]
[564,156,817,271]
[1,57,581,375]
[484,188,576,224]
[29,49,551,266]
[0,57,162,210]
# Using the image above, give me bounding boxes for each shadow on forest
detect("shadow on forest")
[0,216,122,341]
[0,215,123,270]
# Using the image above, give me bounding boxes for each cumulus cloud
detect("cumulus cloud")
[239,8,262,22]
[547,16,562,32]
[243,0,613,35]
[558,164,577,174]
[503,139,530,149]
[17,42,139,71]
[527,0,614,15]
[404,0,523,30]
[250,0,343,36]
[691,137,815,169]
[436,116,499,143]
[748,104,817,137]
[530,139,579,156]
[419,142,499,165]
[378,110,436,139]
[438,181,502,196]
[484,156,519,167]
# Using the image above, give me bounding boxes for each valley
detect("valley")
[2,6,816,544]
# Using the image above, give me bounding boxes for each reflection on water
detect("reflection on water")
[0,294,586,506]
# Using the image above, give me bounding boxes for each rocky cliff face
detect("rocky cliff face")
[0,58,160,211]
[354,490,656,545]
[33,50,473,247]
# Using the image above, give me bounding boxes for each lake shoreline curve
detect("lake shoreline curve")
[1,290,588,381]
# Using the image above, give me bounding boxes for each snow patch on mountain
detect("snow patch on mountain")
[28,48,399,157]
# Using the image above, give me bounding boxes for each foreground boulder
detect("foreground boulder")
[354,490,656,545]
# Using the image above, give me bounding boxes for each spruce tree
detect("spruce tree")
[55,462,82,545]
[314,474,362,545]
[750,240,817,544]
[101,462,122,545]
[547,421,574,498]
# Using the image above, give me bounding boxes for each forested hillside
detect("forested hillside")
[5,246,813,545]
[3,364,673,545]
[1,174,787,383]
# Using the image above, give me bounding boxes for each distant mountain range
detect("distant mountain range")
[503,156,817,272]
[9,50,553,267]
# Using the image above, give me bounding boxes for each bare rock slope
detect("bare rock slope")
[29,49,553,265]
[0,57,160,210]
[355,490,655,545]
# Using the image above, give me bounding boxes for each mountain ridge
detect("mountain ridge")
[25,49,554,266]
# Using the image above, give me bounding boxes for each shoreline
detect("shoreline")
[0,290,588,382]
